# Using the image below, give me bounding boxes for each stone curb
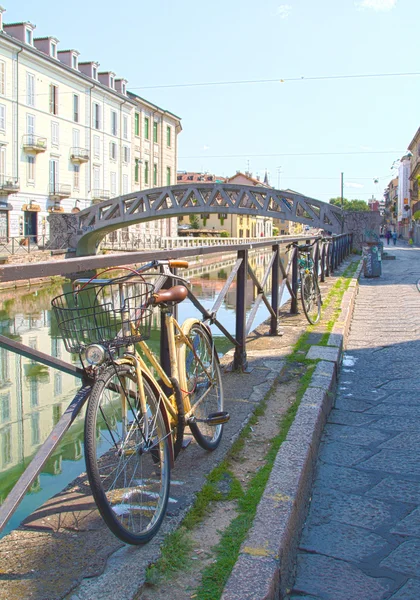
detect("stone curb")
[221,259,362,600]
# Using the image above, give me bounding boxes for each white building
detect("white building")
[0,6,181,245]
[397,154,411,223]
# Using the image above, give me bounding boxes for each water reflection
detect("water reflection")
[0,249,286,536]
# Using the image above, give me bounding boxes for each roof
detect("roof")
[4,21,34,27]
[408,127,420,151]
[225,172,271,187]
[128,91,182,122]
[176,172,225,183]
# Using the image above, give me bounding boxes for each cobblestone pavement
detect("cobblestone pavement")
[290,243,420,600]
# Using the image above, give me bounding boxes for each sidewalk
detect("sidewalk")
[290,242,420,600]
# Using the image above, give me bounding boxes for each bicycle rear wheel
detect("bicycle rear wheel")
[84,364,170,545]
[301,272,321,324]
[178,319,224,451]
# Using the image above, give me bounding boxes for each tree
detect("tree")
[189,214,200,229]
[329,197,369,212]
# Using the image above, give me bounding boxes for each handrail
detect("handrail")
[0,232,353,533]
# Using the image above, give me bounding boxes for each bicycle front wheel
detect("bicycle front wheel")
[301,272,321,324]
[178,319,224,451]
[84,364,170,545]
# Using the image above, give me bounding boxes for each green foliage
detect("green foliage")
[413,210,420,221]
[272,227,279,236]
[189,214,200,229]
[329,197,369,212]
[220,231,230,238]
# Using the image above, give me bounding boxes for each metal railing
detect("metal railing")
[0,232,353,532]
[70,147,90,162]
[0,176,20,194]
[22,135,47,152]
[92,189,111,202]
[49,183,72,198]
[0,235,69,256]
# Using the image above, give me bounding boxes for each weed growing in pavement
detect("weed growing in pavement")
[142,258,360,597]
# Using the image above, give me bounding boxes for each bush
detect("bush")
[220,231,230,238]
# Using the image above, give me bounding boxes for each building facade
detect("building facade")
[0,7,181,245]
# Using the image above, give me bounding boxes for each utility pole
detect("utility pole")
[277,166,282,190]
[341,172,344,232]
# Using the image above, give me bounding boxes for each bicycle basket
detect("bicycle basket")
[51,280,154,354]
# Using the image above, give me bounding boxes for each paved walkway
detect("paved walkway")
[290,243,420,600]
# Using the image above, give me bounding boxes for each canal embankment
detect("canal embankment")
[0,253,362,600]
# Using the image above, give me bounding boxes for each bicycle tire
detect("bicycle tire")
[301,272,321,325]
[84,363,170,545]
[178,319,224,451]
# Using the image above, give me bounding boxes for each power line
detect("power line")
[134,71,420,90]
[180,150,404,159]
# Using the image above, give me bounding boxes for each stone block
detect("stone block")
[306,345,340,363]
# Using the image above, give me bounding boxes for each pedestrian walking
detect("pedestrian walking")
[392,231,397,246]
[385,230,392,245]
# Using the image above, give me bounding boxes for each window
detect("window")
[0,104,5,131]
[72,54,78,69]
[49,159,59,193]
[166,166,171,186]
[135,158,140,183]
[144,160,149,185]
[93,103,100,129]
[0,393,10,423]
[111,110,117,136]
[72,128,80,149]
[135,113,140,136]
[92,66,97,80]
[93,166,100,192]
[123,146,130,163]
[167,126,171,147]
[73,94,79,123]
[110,76,114,89]
[54,373,62,397]
[30,379,39,408]
[110,141,117,160]
[31,412,40,445]
[1,427,11,466]
[51,121,59,146]
[0,61,5,95]
[153,121,158,143]
[26,113,35,141]
[51,42,57,58]
[144,117,150,140]
[49,84,58,115]
[123,115,128,140]
[74,164,80,189]
[122,82,126,95]
[153,163,158,186]
[110,171,116,195]
[25,28,33,45]
[123,174,128,194]
[93,135,100,158]
[26,73,35,107]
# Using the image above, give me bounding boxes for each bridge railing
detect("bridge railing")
[0,232,353,533]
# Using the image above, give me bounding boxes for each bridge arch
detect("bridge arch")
[50,183,344,255]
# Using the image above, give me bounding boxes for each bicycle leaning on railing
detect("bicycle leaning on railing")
[286,239,322,324]
[51,259,229,545]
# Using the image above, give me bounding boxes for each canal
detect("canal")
[0,249,288,537]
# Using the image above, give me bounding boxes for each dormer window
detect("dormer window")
[72,54,78,69]
[51,42,57,58]
[122,83,126,95]
[92,66,97,80]
[26,28,33,45]
[110,76,114,89]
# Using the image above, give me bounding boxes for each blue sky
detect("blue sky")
[5,0,419,203]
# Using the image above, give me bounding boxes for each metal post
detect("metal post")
[313,239,320,281]
[159,269,176,392]
[330,238,335,273]
[320,241,326,282]
[291,247,299,314]
[325,241,330,277]
[341,172,344,233]
[233,249,248,371]
[270,244,280,335]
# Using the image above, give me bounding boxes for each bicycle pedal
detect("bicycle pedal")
[190,411,230,426]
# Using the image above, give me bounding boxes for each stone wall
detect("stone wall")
[343,211,382,251]
[48,213,79,249]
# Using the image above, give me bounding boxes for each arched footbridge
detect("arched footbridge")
[49,183,345,256]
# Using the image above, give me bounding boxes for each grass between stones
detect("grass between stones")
[140,259,359,599]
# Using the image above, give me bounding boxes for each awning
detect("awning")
[22,203,41,212]
[71,206,80,213]
[48,205,65,213]
[0,202,13,211]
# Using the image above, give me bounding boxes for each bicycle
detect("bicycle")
[51,259,229,545]
[286,239,322,325]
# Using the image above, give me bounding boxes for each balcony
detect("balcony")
[92,189,111,203]
[22,135,47,153]
[49,183,71,201]
[70,147,90,163]
[0,176,20,195]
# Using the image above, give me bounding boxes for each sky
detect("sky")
[4,0,420,204]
